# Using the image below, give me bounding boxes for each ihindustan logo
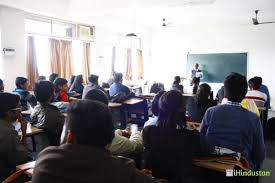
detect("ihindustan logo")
[226,169,271,177]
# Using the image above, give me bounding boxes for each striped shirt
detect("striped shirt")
[245,90,267,107]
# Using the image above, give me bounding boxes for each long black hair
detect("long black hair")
[157,90,186,129]
[69,75,83,93]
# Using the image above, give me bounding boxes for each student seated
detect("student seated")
[143,91,166,128]
[245,77,267,107]
[254,76,270,108]
[32,100,157,183]
[143,90,213,182]
[150,83,165,94]
[30,81,65,146]
[54,78,77,102]
[0,93,28,181]
[222,97,260,117]
[49,73,59,83]
[69,75,84,94]
[82,74,106,99]
[186,83,217,122]
[84,89,143,156]
[218,83,260,116]
[109,72,130,97]
[0,78,4,92]
[170,76,183,93]
[13,77,37,111]
[68,75,76,89]
[38,76,46,81]
[216,86,224,103]
[201,73,265,168]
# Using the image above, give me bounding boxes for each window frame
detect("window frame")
[25,13,93,42]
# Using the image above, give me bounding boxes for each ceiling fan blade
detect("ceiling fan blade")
[258,21,275,24]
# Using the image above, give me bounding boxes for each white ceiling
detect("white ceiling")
[1,0,275,27]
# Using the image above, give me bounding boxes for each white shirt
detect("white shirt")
[246,90,267,101]
[107,130,143,156]
[245,90,267,107]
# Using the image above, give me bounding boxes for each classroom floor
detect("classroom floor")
[260,140,275,183]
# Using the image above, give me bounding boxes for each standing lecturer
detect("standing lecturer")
[191,63,203,94]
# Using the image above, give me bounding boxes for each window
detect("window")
[25,14,94,78]
[34,36,50,77]
[72,41,83,75]
[52,21,76,38]
[25,15,93,41]
[114,47,126,74]
[25,18,51,35]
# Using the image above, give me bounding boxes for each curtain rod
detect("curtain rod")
[26,33,93,43]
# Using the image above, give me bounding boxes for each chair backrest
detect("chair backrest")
[126,98,149,127]
[2,168,32,183]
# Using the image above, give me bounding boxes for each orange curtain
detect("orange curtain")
[136,49,144,79]
[49,39,74,80]
[82,42,91,84]
[49,39,61,75]
[125,49,132,81]
[60,40,74,80]
[26,36,39,90]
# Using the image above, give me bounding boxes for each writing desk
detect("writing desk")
[21,109,32,116]
[193,160,234,172]
[26,126,44,137]
[182,93,196,97]
[138,93,156,100]
[26,125,44,152]
[108,102,123,108]
[16,161,35,177]
[186,121,201,131]
[123,98,144,105]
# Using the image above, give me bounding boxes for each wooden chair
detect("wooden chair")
[2,168,32,183]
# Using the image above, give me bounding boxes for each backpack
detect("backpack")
[110,91,135,103]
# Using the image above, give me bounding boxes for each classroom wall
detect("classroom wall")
[0,0,70,18]
[0,6,26,92]
[151,24,275,108]
[0,5,153,91]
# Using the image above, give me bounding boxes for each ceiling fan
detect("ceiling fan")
[252,10,275,25]
[162,18,173,27]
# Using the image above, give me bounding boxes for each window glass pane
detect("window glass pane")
[25,19,51,35]
[52,21,76,38]
[34,36,50,77]
[114,47,126,74]
[72,41,83,75]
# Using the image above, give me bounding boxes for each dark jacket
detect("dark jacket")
[30,103,64,145]
[143,126,213,183]
[0,119,28,181]
[32,144,159,183]
[13,88,37,111]
[170,83,183,93]
[186,97,217,122]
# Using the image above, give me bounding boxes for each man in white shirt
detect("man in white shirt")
[245,78,267,107]
[191,63,203,94]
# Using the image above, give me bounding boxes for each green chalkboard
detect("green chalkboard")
[187,53,247,83]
